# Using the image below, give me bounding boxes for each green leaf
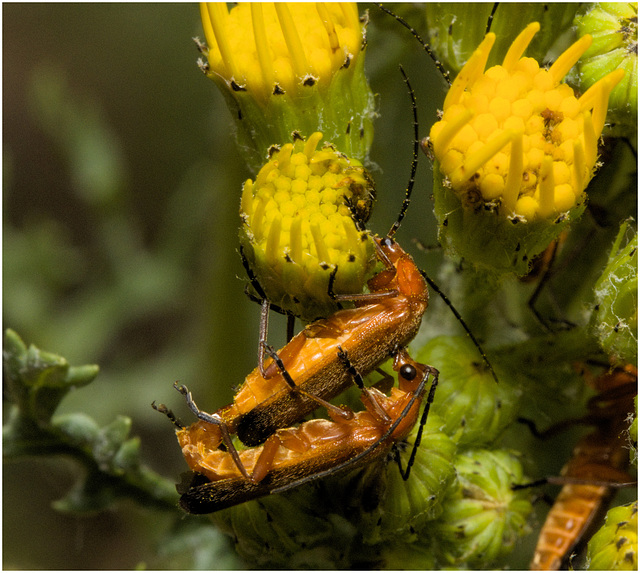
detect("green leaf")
[3,328,99,424]
[3,329,179,514]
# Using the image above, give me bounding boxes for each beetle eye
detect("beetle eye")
[381,236,394,248]
[400,364,417,381]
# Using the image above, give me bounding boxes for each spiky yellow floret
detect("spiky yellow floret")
[200,2,361,102]
[429,22,624,221]
[587,501,638,570]
[240,132,376,321]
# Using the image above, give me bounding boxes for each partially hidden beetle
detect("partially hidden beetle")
[528,364,637,570]
[156,347,438,514]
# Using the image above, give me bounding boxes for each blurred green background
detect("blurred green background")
[3,4,445,568]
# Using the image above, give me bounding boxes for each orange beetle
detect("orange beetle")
[223,234,432,446]
[530,364,637,570]
[161,348,438,514]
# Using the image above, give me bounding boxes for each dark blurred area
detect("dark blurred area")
[3,4,444,568]
[3,4,255,568]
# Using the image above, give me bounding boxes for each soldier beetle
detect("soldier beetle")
[519,364,637,570]
[155,347,438,514]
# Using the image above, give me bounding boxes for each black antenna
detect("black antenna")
[397,363,440,480]
[421,271,499,383]
[387,64,419,239]
[376,3,452,86]
[151,400,185,429]
[486,3,500,35]
[387,66,499,384]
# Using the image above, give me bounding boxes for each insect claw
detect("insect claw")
[173,382,188,396]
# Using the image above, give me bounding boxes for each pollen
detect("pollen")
[200,2,362,102]
[429,22,624,221]
[240,132,376,321]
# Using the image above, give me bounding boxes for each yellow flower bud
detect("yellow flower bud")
[427,22,625,275]
[200,3,360,102]
[240,132,376,322]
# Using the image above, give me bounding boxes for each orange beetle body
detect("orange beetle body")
[215,236,429,446]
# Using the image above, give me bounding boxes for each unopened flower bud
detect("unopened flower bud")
[431,448,533,568]
[587,501,638,571]
[574,3,638,141]
[358,412,457,545]
[592,220,637,365]
[415,336,521,447]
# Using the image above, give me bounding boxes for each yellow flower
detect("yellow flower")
[239,131,376,322]
[198,2,374,169]
[428,22,624,221]
[200,2,361,102]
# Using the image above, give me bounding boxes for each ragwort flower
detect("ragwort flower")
[239,131,376,322]
[199,2,375,170]
[427,22,624,275]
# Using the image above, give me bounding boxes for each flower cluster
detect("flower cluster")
[179,6,635,571]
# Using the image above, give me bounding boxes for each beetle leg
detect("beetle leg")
[151,400,185,429]
[251,434,282,483]
[262,342,354,420]
[337,346,393,424]
[258,298,270,378]
[174,382,252,481]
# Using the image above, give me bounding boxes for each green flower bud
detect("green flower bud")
[431,448,533,568]
[199,2,375,170]
[356,413,458,545]
[211,483,362,569]
[592,221,637,365]
[426,22,623,275]
[380,541,437,570]
[574,3,638,141]
[587,501,638,571]
[239,131,377,321]
[424,4,579,76]
[415,336,522,447]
